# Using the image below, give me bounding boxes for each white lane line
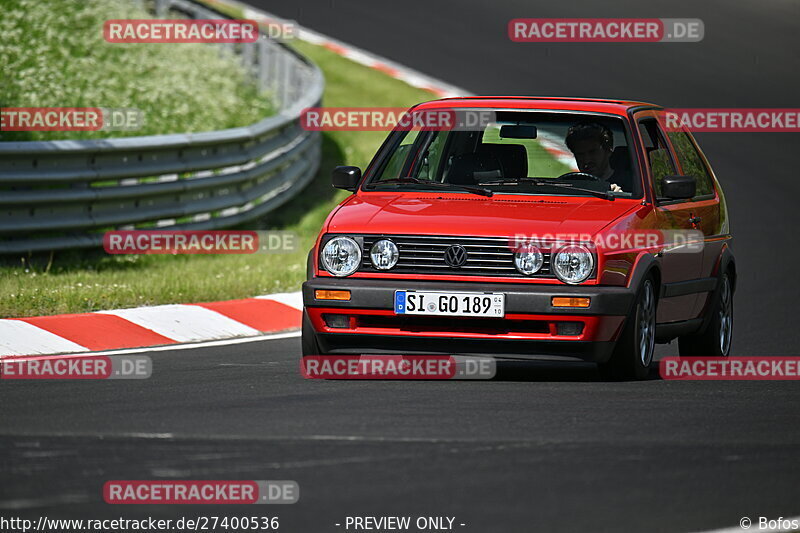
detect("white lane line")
[0,330,300,360]
[98,304,260,342]
[0,320,89,357]
[256,291,303,311]
[692,516,800,533]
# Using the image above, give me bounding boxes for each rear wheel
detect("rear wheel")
[679,273,733,357]
[599,277,657,381]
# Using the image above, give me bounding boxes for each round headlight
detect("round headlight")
[514,245,543,275]
[321,236,361,277]
[552,245,594,284]
[370,239,399,270]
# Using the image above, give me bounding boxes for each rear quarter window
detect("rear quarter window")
[666,131,715,197]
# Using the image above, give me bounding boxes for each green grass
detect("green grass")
[0,36,437,318]
[0,0,273,142]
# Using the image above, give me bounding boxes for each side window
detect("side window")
[638,119,677,198]
[418,131,448,181]
[666,131,715,197]
[376,129,423,180]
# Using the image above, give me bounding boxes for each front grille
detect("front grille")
[360,234,555,278]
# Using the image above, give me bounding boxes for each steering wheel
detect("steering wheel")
[555,171,600,182]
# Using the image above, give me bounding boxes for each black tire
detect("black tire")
[301,309,324,356]
[678,272,733,357]
[598,276,657,381]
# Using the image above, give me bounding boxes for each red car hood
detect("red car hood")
[326,193,639,238]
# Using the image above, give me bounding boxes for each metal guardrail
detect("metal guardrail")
[0,0,323,254]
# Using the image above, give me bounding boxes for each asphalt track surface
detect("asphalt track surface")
[1,1,799,532]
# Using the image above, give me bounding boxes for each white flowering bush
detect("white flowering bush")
[0,0,273,141]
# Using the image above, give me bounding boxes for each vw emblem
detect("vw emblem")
[444,245,468,267]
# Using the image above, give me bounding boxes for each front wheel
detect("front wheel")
[678,273,733,357]
[599,277,657,381]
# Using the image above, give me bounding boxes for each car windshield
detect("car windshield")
[365,110,641,198]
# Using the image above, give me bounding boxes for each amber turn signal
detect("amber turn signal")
[315,289,351,301]
[551,297,591,308]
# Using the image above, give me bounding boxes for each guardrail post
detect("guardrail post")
[269,42,280,98]
[279,51,290,109]
[242,41,255,75]
[257,39,270,92]
[271,44,282,108]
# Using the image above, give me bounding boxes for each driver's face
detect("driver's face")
[570,139,611,177]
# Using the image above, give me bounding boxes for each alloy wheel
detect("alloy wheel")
[719,276,733,355]
[638,280,656,367]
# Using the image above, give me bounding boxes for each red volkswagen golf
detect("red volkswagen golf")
[302,97,735,380]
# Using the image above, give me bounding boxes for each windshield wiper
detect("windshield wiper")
[368,177,493,197]
[480,177,615,201]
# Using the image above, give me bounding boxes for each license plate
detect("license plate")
[394,291,505,317]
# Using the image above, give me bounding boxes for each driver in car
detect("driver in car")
[565,121,625,192]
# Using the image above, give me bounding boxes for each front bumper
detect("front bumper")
[302,277,636,362]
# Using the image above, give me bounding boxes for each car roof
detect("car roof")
[414,96,661,116]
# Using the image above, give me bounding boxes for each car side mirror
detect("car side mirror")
[662,175,696,200]
[332,166,361,192]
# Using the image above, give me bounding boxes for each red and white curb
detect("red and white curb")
[293,26,467,98]
[230,0,470,98]
[0,292,302,358]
